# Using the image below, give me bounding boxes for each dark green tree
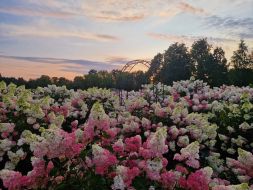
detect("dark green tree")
[84,70,101,88]
[228,40,253,86]
[191,39,213,82]
[210,47,228,86]
[97,71,114,89]
[146,53,163,82]
[57,77,72,88]
[114,71,134,91]
[88,69,98,75]
[231,40,251,69]
[132,71,148,90]
[159,43,192,85]
[28,75,52,88]
[73,76,85,89]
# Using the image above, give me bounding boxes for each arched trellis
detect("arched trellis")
[121,59,151,72]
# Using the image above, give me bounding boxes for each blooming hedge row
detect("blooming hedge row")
[0,79,253,190]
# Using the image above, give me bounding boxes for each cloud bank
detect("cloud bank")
[0,55,124,80]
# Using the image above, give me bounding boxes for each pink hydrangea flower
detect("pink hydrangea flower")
[160,171,178,189]
[174,141,200,169]
[88,102,110,131]
[146,127,168,157]
[113,139,125,155]
[92,144,118,175]
[179,167,213,190]
[32,128,83,159]
[0,170,29,190]
[113,165,140,188]
[125,135,142,153]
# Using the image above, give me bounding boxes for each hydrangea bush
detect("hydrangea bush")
[0,79,253,190]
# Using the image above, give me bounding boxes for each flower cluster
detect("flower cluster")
[0,79,253,189]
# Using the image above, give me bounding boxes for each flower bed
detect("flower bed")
[0,79,253,190]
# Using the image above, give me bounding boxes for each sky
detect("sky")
[0,0,253,80]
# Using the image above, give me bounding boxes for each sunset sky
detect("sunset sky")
[0,0,253,80]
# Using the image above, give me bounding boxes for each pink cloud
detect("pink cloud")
[0,23,119,42]
[178,2,206,15]
[0,7,76,19]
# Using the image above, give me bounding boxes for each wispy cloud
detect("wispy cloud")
[0,55,122,79]
[93,14,145,22]
[0,55,119,68]
[178,2,207,15]
[0,23,119,42]
[0,0,207,22]
[205,16,253,39]
[206,16,253,30]
[83,1,208,22]
[147,33,235,44]
[105,56,130,64]
[0,6,76,19]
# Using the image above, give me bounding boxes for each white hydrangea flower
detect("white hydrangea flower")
[7,151,21,165]
[177,135,189,147]
[206,152,224,173]
[205,140,217,148]
[27,117,36,125]
[80,103,88,118]
[0,139,13,152]
[186,125,202,139]
[92,144,104,157]
[54,115,65,127]
[231,136,247,147]
[148,127,168,154]
[202,124,218,140]
[238,148,253,167]
[169,125,179,139]
[181,141,199,158]
[116,165,128,175]
[239,122,252,131]
[122,121,139,133]
[147,158,163,172]
[211,100,224,112]
[149,186,155,190]
[4,161,15,170]
[227,148,236,155]
[215,183,249,190]
[16,149,25,157]
[75,128,84,143]
[89,102,109,121]
[227,126,235,133]
[202,166,213,180]
[218,134,229,142]
[112,175,125,190]
[237,175,251,183]
[141,117,151,128]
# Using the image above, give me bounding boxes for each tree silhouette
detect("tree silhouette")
[231,40,251,69]
[210,47,228,86]
[147,53,163,82]
[159,43,192,85]
[191,39,213,82]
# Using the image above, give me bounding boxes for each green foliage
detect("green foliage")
[228,69,253,86]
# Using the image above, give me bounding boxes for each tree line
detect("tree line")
[0,70,148,91]
[1,39,253,90]
[147,39,253,87]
